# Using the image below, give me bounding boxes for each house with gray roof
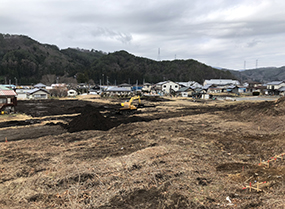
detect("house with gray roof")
[155,81,180,94]
[118,83,132,91]
[176,87,195,97]
[34,83,47,89]
[266,81,285,90]
[101,86,131,97]
[266,81,285,95]
[27,88,50,100]
[278,86,285,96]
[178,81,202,88]
[203,79,240,86]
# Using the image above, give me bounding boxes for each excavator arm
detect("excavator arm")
[129,96,141,105]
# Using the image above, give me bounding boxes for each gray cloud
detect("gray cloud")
[1,0,285,70]
[246,39,261,48]
[92,27,132,44]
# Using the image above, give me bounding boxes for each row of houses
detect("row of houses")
[15,83,79,100]
[2,79,285,102]
[156,79,285,96]
[96,81,204,97]
[96,79,285,97]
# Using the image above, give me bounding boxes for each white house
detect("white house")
[156,81,180,94]
[16,89,30,100]
[142,83,152,93]
[27,88,50,100]
[203,79,240,86]
[178,81,202,88]
[266,81,285,90]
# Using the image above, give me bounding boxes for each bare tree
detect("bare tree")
[41,74,56,85]
[50,86,68,97]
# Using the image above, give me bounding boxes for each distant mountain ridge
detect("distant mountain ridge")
[229,67,285,83]
[0,33,236,85]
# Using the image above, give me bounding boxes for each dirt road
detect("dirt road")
[0,95,284,208]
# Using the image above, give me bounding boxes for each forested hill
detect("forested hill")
[0,34,105,85]
[0,33,235,85]
[89,51,235,84]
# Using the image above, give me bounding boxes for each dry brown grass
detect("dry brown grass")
[0,113,31,122]
[0,97,284,208]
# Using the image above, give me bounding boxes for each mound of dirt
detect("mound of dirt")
[275,96,285,104]
[230,97,285,119]
[99,187,199,209]
[67,104,115,132]
[256,96,285,116]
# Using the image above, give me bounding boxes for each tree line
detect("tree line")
[0,33,236,85]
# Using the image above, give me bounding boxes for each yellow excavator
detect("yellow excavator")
[119,95,144,114]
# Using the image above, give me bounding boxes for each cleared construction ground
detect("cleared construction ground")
[0,95,284,208]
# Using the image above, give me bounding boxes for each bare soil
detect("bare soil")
[0,95,284,208]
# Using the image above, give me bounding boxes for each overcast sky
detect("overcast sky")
[1,0,285,70]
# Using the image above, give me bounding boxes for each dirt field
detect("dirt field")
[0,95,285,208]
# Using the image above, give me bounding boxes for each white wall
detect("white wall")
[28,90,49,100]
[17,93,27,100]
[161,81,180,93]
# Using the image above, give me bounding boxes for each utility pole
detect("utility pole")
[136,80,138,95]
